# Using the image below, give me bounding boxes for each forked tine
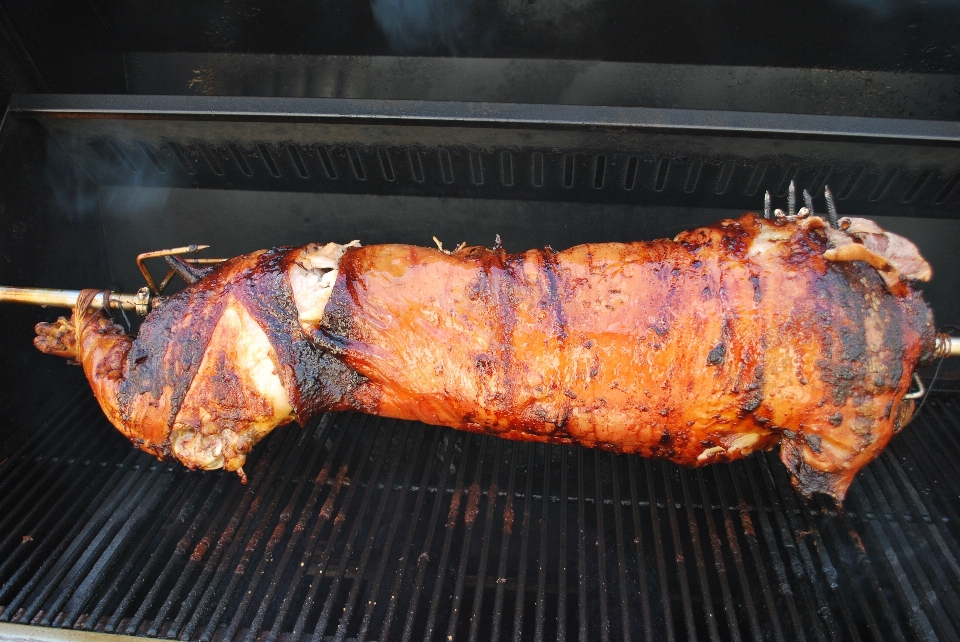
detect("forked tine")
[824,185,839,229]
[803,189,814,216]
[137,245,226,294]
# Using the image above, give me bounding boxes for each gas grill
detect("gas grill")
[1,2,960,641]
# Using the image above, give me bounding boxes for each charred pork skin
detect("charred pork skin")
[34,213,936,500]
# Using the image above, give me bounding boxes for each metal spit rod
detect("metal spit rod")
[1,284,958,357]
[0,286,158,315]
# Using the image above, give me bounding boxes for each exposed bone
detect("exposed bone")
[289,241,361,328]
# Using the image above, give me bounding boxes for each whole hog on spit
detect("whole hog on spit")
[24,200,954,502]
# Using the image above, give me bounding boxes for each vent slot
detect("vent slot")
[653,158,670,192]
[563,154,575,188]
[137,142,165,174]
[377,148,395,182]
[776,165,799,197]
[315,145,338,179]
[901,170,932,203]
[838,166,865,200]
[470,151,484,186]
[869,169,898,202]
[198,144,224,176]
[624,157,638,190]
[684,158,702,194]
[229,144,252,177]
[532,153,544,187]
[408,149,424,183]
[714,160,734,195]
[500,152,514,187]
[347,147,366,180]
[108,141,138,173]
[287,145,309,178]
[593,156,606,189]
[167,142,195,175]
[257,144,280,178]
[934,172,960,205]
[744,162,767,196]
[438,149,454,184]
[810,165,832,196]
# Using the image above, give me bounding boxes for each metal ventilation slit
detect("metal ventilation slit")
[563,154,575,188]
[653,158,670,192]
[500,152,514,187]
[377,148,395,182]
[315,145,337,179]
[198,144,224,176]
[257,144,281,178]
[810,165,832,196]
[136,142,165,174]
[438,149,454,184]
[593,156,606,189]
[346,147,366,181]
[532,153,544,188]
[776,165,799,197]
[869,169,898,202]
[684,158,702,194]
[470,151,484,186]
[745,162,767,196]
[408,149,424,183]
[287,145,309,178]
[624,157,638,190]
[838,166,865,200]
[228,144,252,176]
[901,170,932,203]
[166,142,195,174]
[934,172,960,204]
[715,160,734,195]
[107,141,138,173]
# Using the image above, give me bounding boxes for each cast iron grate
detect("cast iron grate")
[2,383,960,641]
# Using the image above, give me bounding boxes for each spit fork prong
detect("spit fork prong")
[788,180,797,217]
[824,185,839,229]
[803,189,814,216]
[136,245,226,295]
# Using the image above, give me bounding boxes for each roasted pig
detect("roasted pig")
[33,212,937,500]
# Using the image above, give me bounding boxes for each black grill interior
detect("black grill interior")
[1,4,960,639]
[3,384,960,641]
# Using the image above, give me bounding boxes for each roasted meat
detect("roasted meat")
[34,213,936,500]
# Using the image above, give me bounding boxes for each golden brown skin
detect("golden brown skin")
[313,214,935,500]
[34,213,936,500]
[34,250,368,477]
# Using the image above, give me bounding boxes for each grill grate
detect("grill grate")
[2,385,960,641]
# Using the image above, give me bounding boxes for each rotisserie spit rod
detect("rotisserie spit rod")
[0,286,158,315]
[7,206,959,501]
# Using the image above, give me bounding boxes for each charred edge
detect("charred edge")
[541,249,568,342]
[118,266,232,432]
[814,262,870,406]
[739,365,764,413]
[707,343,725,366]
[236,248,371,421]
[749,274,761,303]
[780,441,841,499]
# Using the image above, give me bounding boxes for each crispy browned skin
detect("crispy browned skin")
[314,214,934,499]
[35,250,368,476]
[34,213,936,500]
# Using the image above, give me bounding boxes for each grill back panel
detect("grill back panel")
[1,95,960,641]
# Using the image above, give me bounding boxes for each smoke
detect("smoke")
[834,0,960,15]
[43,135,100,224]
[370,0,494,55]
